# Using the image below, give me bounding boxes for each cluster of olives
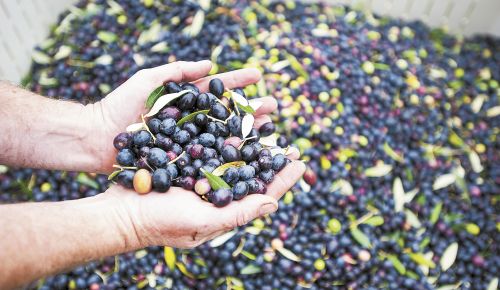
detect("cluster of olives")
[111,78,291,207]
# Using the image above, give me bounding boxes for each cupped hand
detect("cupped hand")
[92,60,306,248]
[105,154,304,249]
[89,60,262,174]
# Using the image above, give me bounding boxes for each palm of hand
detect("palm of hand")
[95,60,305,248]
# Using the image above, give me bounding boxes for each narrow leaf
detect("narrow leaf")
[430,202,443,225]
[468,151,483,173]
[97,31,118,43]
[212,161,246,176]
[387,254,406,274]
[393,177,405,212]
[240,264,262,275]
[433,174,456,190]
[209,230,237,247]
[241,250,257,260]
[259,134,277,147]
[145,85,166,109]
[486,106,500,117]
[404,188,419,203]
[54,45,72,60]
[409,252,436,268]
[363,216,384,226]
[126,122,145,133]
[350,227,371,248]
[470,94,486,113]
[145,90,190,117]
[164,247,176,271]
[177,110,209,126]
[487,278,499,290]
[241,114,254,138]
[230,90,249,106]
[405,209,422,228]
[76,173,99,189]
[284,52,309,80]
[448,131,464,147]
[32,51,51,64]
[237,103,256,114]
[108,169,123,181]
[384,142,404,162]
[248,99,263,111]
[175,262,195,279]
[201,168,231,190]
[365,164,393,177]
[276,247,301,262]
[185,10,205,37]
[440,242,458,271]
[330,179,353,195]
[95,54,113,65]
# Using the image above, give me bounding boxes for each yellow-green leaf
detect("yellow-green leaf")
[350,227,371,248]
[97,31,118,43]
[387,254,406,274]
[175,262,195,279]
[409,252,436,268]
[364,216,384,226]
[209,230,237,247]
[164,247,176,271]
[212,161,247,176]
[240,264,262,275]
[384,142,404,162]
[430,202,443,225]
[108,169,123,181]
[433,174,456,190]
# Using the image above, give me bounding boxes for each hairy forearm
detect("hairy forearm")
[0,81,102,172]
[0,193,140,289]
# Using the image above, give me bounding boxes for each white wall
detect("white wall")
[0,0,499,83]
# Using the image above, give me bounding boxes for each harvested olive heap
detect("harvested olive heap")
[1,0,499,289]
[111,78,290,206]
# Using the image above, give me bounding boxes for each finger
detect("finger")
[285,147,301,160]
[265,160,306,200]
[145,60,212,85]
[210,194,278,232]
[254,115,272,129]
[193,68,261,92]
[251,97,277,116]
[106,60,212,110]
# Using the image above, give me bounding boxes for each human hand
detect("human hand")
[104,150,304,249]
[88,60,263,174]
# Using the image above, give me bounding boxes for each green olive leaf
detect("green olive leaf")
[201,168,231,190]
[276,247,301,262]
[177,110,210,126]
[383,142,404,163]
[145,85,166,109]
[97,31,118,43]
[350,227,372,248]
[108,169,123,181]
[284,52,309,80]
[240,264,262,275]
[430,202,443,225]
[241,250,257,260]
[53,45,72,60]
[76,173,99,189]
[363,216,384,226]
[212,161,247,176]
[145,90,191,117]
[408,252,436,268]
[387,254,406,274]
[164,247,176,271]
[237,103,256,114]
[175,262,195,279]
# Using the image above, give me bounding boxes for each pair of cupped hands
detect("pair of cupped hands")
[93,60,305,249]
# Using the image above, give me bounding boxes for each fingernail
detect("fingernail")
[259,203,277,216]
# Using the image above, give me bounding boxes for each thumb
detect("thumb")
[213,194,278,232]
